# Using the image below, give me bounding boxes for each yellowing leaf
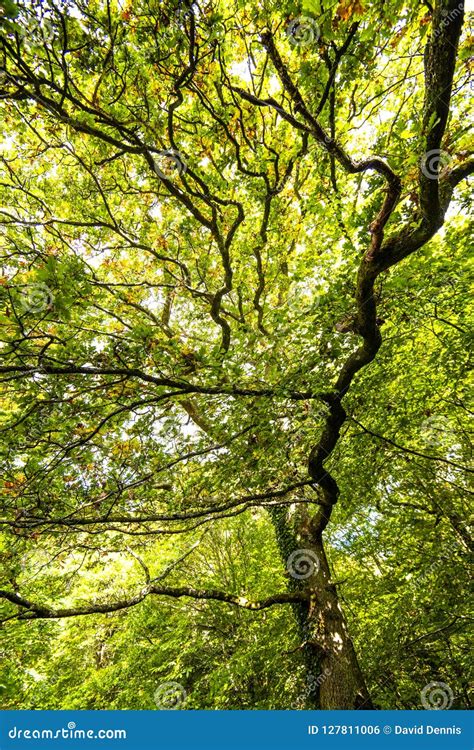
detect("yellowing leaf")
[337,0,365,21]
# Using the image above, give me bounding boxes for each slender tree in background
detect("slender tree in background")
[0,0,472,710]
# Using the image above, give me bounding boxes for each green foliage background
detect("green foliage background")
[0,0,472,710]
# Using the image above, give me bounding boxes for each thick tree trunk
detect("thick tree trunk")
[270,508,373,709]
[302,539,373,710]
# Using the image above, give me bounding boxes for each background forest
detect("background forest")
[0,0,472,711]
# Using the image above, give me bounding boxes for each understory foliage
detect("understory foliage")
[0,0,472,709]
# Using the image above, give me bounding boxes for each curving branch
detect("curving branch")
[0,585,308,622]
[0,480,316,530]
[0,364,320,400]
[348,416,473,474]
[305,0,468,535]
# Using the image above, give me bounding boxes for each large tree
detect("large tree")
[0,0,472,709]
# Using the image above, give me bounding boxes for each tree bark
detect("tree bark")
[270,507,373,709]
[305,538,373,709]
